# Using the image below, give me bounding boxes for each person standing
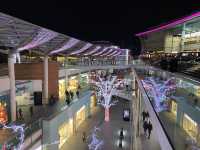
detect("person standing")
[30,106,33,117]
[142,110,146,122]
[65,90,70,100]
[147,121,153,139]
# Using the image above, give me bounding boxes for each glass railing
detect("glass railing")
[134,62,200,150]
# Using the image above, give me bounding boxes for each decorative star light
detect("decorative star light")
[17,28,58,51]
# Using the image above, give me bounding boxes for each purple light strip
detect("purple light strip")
[100,48,115,56]
[84,46,101,55]
[17,28,58,51]
[135,11,200,36]
[107,50,119,57]
[93,47,110,56]
[70,43,92,55]
[112,51,121,57]
[50,38,79,54]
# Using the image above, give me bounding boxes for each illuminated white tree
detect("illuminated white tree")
[91,74,124,122]
[3,124,25,150]
[88,126,104,150]
[142,77,176,112]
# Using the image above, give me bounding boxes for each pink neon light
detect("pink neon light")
[17,28,57,51]
[84,46,101,55]
[70,43,92,55]
[135,11,200,36]
[50,38,79,54]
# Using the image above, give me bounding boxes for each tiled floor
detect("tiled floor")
[60,99,131,150]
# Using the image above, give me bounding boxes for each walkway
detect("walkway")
[60,98,131,150]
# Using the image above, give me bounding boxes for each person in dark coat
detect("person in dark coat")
[147,121,153,139]
[18,108,23,119]
[76,90,80,99]
[143,120,148,136]
[65,90,70,99]
[30,106,33,117]
[70,91,74,100]
[142,111,146,122]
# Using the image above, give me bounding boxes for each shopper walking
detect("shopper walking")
[30,106,33,117]
[82,132,86,143]
[65,90,70,99]
[143,119,148,137]
[70,91,74,100]
[147,121,153,139]
[142,110,146,122]
[18,108,23,120]
[76,90,80,99]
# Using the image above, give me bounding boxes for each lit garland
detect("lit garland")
[84,46,101,56]
[17,28,58,51]
[111,51,122,57]
[88,126,104,150]
[70,43,92,55]
[142,77,176,112]
[107,50,119,57]
[50,38,80,54]
[3,123,25,150]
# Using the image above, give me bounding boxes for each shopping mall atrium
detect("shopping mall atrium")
[0,10,200,150]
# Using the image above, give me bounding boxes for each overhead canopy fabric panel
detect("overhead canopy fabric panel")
[50,38,80,54]
[83,46,101,55]
[69,43,93,55]
[17,28,58,51]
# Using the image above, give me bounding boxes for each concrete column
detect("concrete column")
[43,56,48,104]
[180,23,186,53]
[86,102,91,118]
[8,52,16,121]
[176,104,183,127]
[125,49,129,65]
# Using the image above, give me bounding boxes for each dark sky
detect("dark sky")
[0,1,200,55]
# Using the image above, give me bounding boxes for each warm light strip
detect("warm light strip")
[136,11,200,36]
[50,38,79,54]
[70,43,92,55]
[93,47,110,56]
[17,28,57,51]
[84,46,101,55]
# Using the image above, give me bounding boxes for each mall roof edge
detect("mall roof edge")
[135,11,200,37]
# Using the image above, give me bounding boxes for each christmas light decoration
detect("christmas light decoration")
[70,43,92,55]
[17,28,57,51]
[142,77,176,112]
[3,124,25,150]
[106,50,119,57]
[84,46,101,55]
[90,74,124,121]
[88,126,104,150]
[111,51,122,57]
[50,38,79,54]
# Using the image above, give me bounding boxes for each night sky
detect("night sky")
[0,1,199,55]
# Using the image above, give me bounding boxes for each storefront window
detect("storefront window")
[171,100,177,117]
[90,95,96,109]
[16,81,33,106]
[59,79,66,100]
[183,114,198,141]
[76,106,86,128]
[67,76,78,93]
[58,118,73,149]
[0,92,9,124]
